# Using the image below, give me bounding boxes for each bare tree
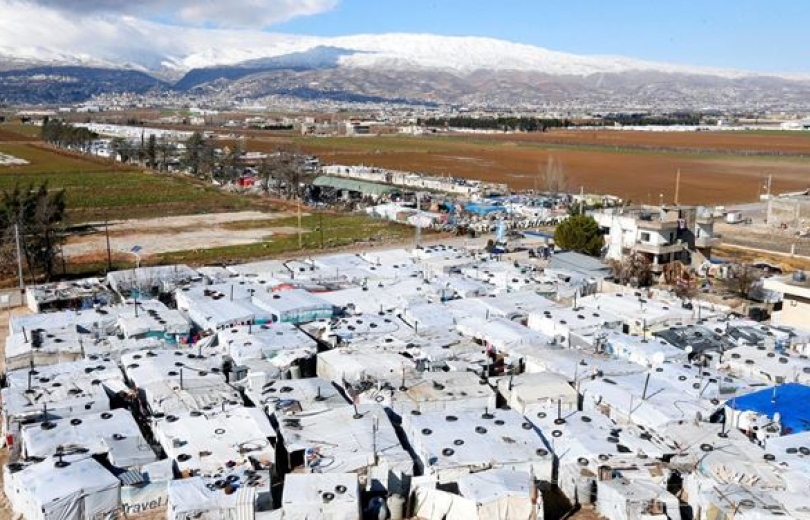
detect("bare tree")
[259,150,313,199]
[542,156,568,195]
[673,267,699,301]
[725,264,761,299]
[610,253,654,287]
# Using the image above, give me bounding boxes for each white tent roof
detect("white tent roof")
[276,404,412,476]
[5,325,84,369]
[316,349,416,386]
[218,323,317,368]
[601,330,685,366]
[116,300,190,338]
[319,278,431,316]
[282,473,360,520]
[457,468,533,504]
[356,370,496,417]
[402,408,553,484]
[154,407,274,475]
[107,264,199,294]
[6,457,120,520]
[456,317,551,351]
[121,349,226,387]
[496,372,579,414]
[2,358,124,422]
[21,409,155,469]
[252,289,333,321]
[246,377,349,416]
[225,259,290,277]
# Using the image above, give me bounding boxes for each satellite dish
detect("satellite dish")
[685,345,694,354]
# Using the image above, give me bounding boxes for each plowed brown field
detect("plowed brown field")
[484,129,810,155]
[262,134,810,205]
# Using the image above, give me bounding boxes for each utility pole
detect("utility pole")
[766,174,773,199]
[415,192,422,248]
[674,169,681,206]
[104,220,112,272]
[14,223,24,296]
[579,186,584,215]
[319,213,324,249]
[297,194,303,250]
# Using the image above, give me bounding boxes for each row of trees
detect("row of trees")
[183,132,314,199]
[110,134,177,172]
[0,183,67,281]
[40,118,98,152]
[420,116,571,132]
[40,122,314,201]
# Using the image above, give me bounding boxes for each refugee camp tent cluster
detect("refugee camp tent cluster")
[5,245,810,520]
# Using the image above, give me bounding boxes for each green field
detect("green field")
[0,142,254,222]
[156,213,417,265]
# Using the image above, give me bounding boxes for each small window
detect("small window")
[640,232,651,242]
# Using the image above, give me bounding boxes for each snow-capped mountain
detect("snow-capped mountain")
[0,32,767,78]
[2,32,810,108]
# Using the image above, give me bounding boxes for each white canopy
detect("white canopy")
[5,457,120,520]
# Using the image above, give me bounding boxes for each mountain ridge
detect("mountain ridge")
[2,32,810,108]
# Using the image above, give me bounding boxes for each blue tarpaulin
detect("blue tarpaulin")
[729,383,810,434]
[464,203,506,216]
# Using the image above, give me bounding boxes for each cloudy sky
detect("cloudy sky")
[1,0,808,72]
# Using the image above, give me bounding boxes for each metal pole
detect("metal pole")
[297,195,303,249]
[319,212,324,249]
[674,169,681,206]
[104,220,112,272]
[579,186,584,215]
[14,223,24,294]
[642,373,650,400]
[415,192,421,248]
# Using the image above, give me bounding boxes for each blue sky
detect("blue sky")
[271,0,809,73]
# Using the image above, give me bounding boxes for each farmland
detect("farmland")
[0,139,253,222]
[478,129,810,156]
[248,132,810,205]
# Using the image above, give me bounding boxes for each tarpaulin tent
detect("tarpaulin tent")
[4,457,120,520]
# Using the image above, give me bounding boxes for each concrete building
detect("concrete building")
[763,271,810,328]
[593,205,719,274]
[767,194,810,230]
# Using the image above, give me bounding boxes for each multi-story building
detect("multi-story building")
[593,205,719,273]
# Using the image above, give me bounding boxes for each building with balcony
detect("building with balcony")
[593,205,719,274]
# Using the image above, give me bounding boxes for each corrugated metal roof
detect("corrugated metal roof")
[117,469,145,486]
[549,251,611,278]
[313,176,397,196]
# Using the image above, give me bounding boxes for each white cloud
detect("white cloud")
[14,0,337,28]
[0,0,331,70]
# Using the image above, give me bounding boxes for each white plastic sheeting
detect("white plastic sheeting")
[116,300,190,339]
[217,322,317,369]
[107,264,199,295]
[355,371,496,418]
[456,317,552,352]
[4,457,120,520]
[496,372,579,414]
[21,409,156,469]
[275,404,412,488]
[153,407,274,475]
[317,349,416,387]
[412,470,540,520]
[403,408,553,484]
[253,289,334,324]
[245,377,349,417]
[282,473,360,520]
